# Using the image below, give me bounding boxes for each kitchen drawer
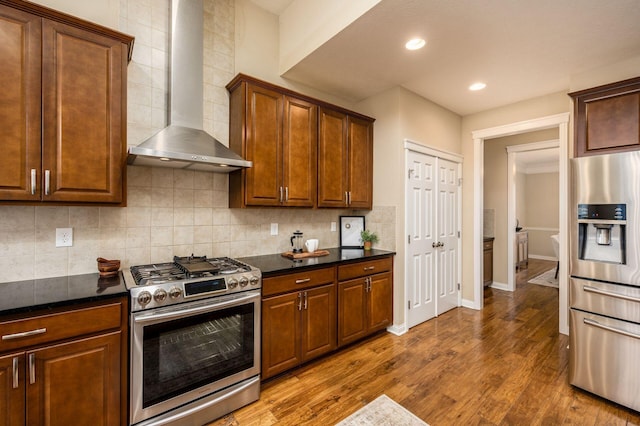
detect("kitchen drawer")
[569,309,640,412]
[338,257,392,281]
[570,277,640,323]
[262,267,335,296]
[0,301,123,353]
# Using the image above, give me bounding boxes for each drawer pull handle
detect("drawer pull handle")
[295,278,311,284]
[583,285,640,303]
[2,328,47,341]
[584,318,640,340]
[364,266,375,271]
[12,357,18,389]
[28,353,35,384]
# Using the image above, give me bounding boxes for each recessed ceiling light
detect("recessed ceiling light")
[405,38,426,50]
[469,82,487,91]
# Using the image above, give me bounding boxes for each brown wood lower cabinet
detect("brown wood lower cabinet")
[338,270,393,347]
[0,297,127,426]
[483,238,494,287]
[261,255,394,379]
[261,268,336,380]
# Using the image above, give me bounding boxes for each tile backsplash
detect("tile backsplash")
[0,172,395,283]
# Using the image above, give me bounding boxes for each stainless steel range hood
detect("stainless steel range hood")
[127,0,251,172]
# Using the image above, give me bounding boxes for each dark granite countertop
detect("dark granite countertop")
[238,247,395,277]
[0,272,127,317]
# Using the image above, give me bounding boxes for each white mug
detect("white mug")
[305,239,319,253]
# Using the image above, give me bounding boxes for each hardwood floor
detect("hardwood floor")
[209,259,640,425]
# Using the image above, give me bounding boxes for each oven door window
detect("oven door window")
[142,303,255,408]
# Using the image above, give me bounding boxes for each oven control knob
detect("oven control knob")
[228,278,238,289]
[250,275,260,286]
[154,289,167,303]
[239,277,249,287]
[138,291,152,306]
[169,287,182,299]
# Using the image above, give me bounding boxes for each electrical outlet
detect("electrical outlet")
[270,223,278,236]
[56,228,73,247]
[331,222,337,232]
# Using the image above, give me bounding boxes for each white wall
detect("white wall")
[356,86,461,326]
[234,0,357,110]
[279,0,381,74]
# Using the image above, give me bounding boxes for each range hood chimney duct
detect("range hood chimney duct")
[127,0,251,172]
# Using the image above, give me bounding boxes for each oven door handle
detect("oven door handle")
[133,291,260,324]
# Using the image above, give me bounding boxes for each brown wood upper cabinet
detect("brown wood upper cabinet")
[228,76,317,207]
[227,74,374,209]
[0,1,133,204]
[569,76,640,157]
[318,107,373,209]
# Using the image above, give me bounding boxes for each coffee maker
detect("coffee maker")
[577,203,626,264]
[290,230,304,253]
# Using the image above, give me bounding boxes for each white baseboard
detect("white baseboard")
[529,254,558,261]
[461,298,480,310]
[489,281,509,291]
[387,323,407,335]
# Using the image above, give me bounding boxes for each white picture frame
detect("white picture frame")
[340,216,365,248]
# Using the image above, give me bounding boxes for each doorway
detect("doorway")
[472,113,570,334]
[506,141,560,292]
[484,136,560,292]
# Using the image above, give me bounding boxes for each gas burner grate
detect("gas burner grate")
[131,263,186,286]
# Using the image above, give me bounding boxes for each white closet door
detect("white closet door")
[436,158,459,315]
[406,149,461,328]
[406,149,436,327]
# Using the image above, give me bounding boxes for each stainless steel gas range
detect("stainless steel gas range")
[123,255,262,426]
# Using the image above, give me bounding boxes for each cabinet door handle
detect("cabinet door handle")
[303,291,308,310]
[297,292,303,311]
[28,353,35,385]
[295,278,311,284]
[285,186,289,202]
[363,266,375,271]
[44,170,50,195]
[2,328,47,341]
[30,169,36,195]
[12,357,19,389]
[279,187,283,203]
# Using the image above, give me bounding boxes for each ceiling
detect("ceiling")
[515,148,559,174]
[250,0,640,116]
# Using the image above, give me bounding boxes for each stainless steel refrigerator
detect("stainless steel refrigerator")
[570,151,640,412]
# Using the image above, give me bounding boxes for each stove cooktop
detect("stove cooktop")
[130,256,252,286]
[124,256,261,312]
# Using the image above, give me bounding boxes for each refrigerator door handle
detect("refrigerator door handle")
[583,285,640,303]
[584,317,640,340]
